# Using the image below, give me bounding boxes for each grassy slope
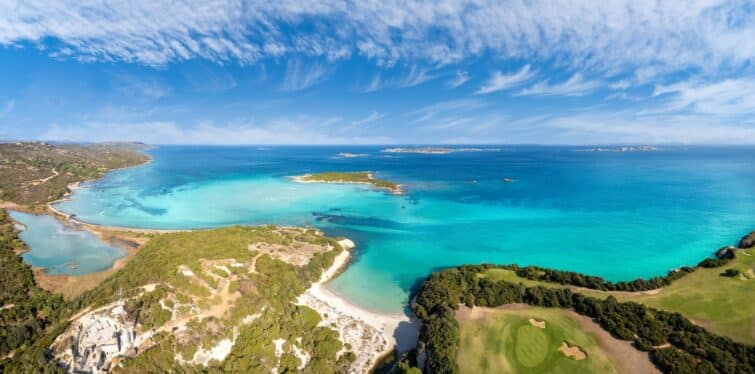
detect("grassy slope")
[0,142,149,205]
[481,250,755,344]
[300,171,400,191]
[458,307,616,373]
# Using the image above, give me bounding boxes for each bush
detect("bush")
[720,268,740,278]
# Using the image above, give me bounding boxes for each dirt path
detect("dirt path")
[25,168,59,186]
[0,304,15,311]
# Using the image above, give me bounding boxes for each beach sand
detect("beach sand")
[297,239,419,373]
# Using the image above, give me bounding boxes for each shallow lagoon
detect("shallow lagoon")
[8,210,125,275]
[55,146,755,312]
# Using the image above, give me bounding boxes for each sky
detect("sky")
[0,1,754,145]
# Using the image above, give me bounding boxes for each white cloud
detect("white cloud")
[281,60,330,91]
[609,80,632,90]
[652,78,755,116]
[411,99,487,123]
[1,0,751,79]
[363,65,439,92]
[351,111,383,126]
[518,74,601,96]
[41,117,394,145]
[476,65,535,94]
[447,70,470,89]
[536,112,755,145]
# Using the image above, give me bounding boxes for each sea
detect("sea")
[53,145,755,313]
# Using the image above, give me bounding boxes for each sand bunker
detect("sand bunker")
[559,341,587,360]
[528,318,546,329]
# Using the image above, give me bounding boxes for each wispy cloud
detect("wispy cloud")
[281,60,330,91]
[41,117,395,145]
[185,69,238,93]
[0,99,15,117]
[518,74,601,97]
[476,65,536,94]
[652,78,755,116]
[411,99,488,123]
[363,66,439,92]
[351,111,383,126]
[1,1,752,79]
[447,70,470,89]
[110,73,171,99]
[530,111,755,145]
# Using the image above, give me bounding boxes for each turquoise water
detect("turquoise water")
[55,146,755,312]
[8,210,126,275]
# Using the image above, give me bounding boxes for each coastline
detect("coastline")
[44,158,188,235]
[297,239,419,373]
[290,173,404,195]
[11,161,417,371]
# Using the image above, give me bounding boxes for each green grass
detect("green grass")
[458,307,617,373]
[515,325,550,368]
[299,171,400,192]
[480,250,755,344]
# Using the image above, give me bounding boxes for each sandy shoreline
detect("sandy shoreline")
[4,156,418,371]
[46,182,187,234]
[290,173,404,195]
[298,239,418,373]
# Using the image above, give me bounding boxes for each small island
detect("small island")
[381,147,500,154]
[336,152,368,158]
[575,145,659,153]
[292,172,403,195]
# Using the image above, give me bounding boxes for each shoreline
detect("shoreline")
[297,239,419,373]
[290,173,404,195]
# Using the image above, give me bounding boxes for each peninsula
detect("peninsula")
[2,142,754,374]
[292,171,403,195]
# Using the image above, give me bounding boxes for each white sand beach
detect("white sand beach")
[297,239,419,373]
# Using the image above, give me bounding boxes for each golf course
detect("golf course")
[456,305,651,373]
[479,248,755,344]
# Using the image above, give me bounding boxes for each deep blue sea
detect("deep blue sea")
[55,146,755,312]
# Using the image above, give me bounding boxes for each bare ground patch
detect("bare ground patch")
[248,236,330,266]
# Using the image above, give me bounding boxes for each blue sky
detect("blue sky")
[1,1,754,144]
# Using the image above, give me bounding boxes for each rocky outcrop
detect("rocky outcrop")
[715,246,737,260]
[738,231,755,249]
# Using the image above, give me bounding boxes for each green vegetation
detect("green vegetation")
[458,307,617,373]
[68,226,351,372]
[478,250,755,344]
[720,268,740,277]
[410,264,755,374]
[298,171,402,194]
[0,142,149,205]
[2,219,355,372]
[0,209,64,360]
[125,286,173,331]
